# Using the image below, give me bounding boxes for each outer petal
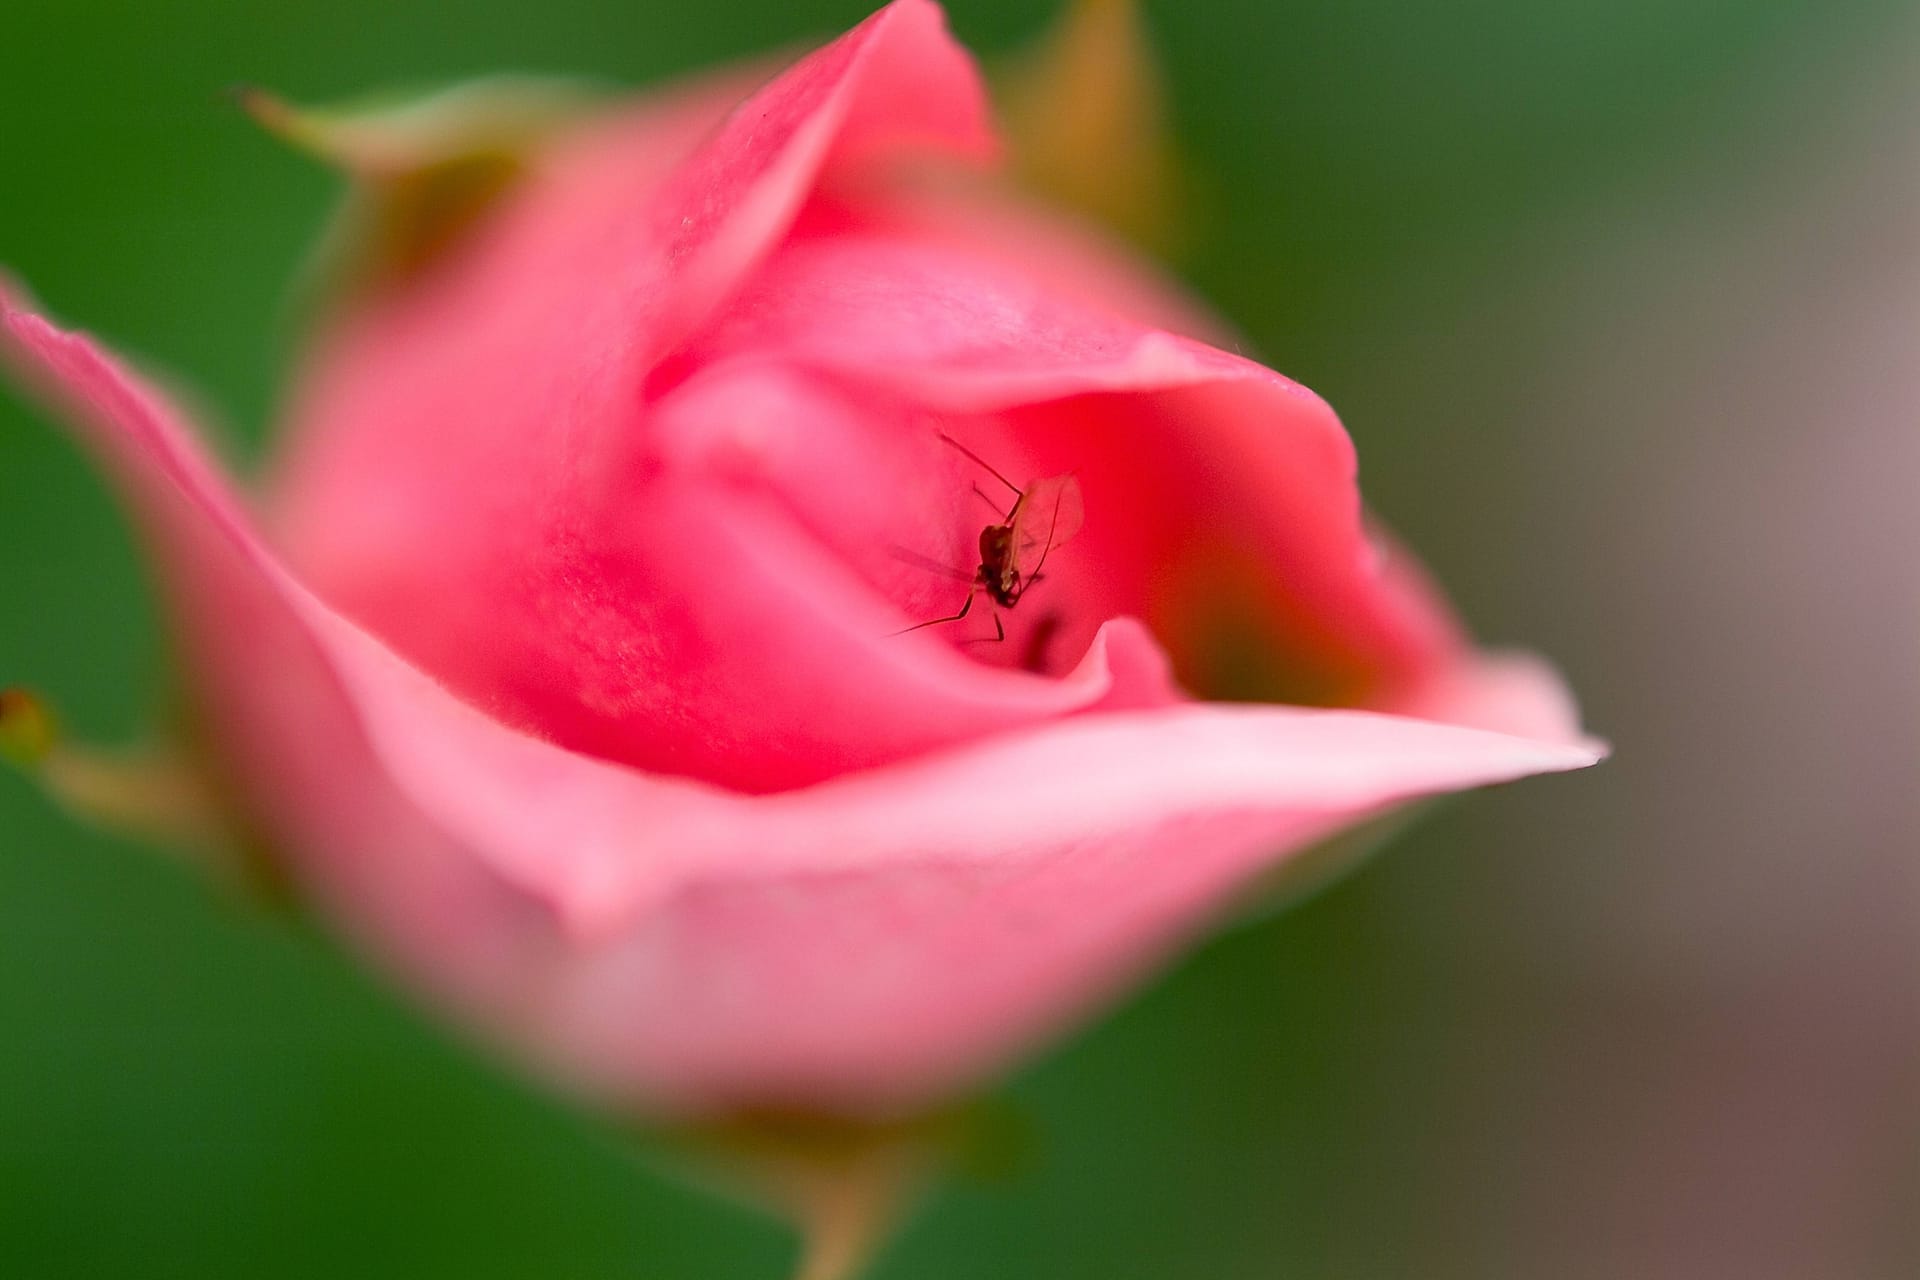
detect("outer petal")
[266,0,1009,788]
[1,289,1598,1114]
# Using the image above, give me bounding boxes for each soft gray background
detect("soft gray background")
[2,1,1915,1276]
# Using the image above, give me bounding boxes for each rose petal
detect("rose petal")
[537,703,1600,1110]
[3,286,1597,1114]
[548,358,1182,791]
[267,0,997,782]
[685,228,1472,711]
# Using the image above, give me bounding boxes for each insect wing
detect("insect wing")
[887,543,976,585]
[1009,474,1084,570]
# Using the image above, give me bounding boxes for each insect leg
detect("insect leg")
[894,590,975,635]
[958,611,1007,646]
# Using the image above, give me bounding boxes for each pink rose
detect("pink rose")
[0,0,1599,1119]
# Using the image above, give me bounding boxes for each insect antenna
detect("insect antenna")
[937,432,1022,499]
[971,483,1010,519]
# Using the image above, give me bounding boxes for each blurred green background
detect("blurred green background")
[4,0,1917,1276]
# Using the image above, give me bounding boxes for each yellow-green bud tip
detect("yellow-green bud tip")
[228,84,344,161]
[0,687,58,768]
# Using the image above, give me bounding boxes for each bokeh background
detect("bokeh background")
[3,0,1917,1276]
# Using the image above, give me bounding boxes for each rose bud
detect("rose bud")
[0,0,1600,1137]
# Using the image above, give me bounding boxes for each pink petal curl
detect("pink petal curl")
[0,285,1597,1115]
[682,224,1465,711]
[263,0,1126,793]
[261,0,1553,796]
[0,0,1600,1116]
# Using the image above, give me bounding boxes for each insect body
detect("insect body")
[899,435,1083,639]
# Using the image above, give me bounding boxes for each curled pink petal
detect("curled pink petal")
[2,284,1594,1113]
[1,0,1600,1121]
[267,0,1002,790]
[683,228,1465,710]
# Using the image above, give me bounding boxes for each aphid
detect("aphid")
[898,434,1083,641]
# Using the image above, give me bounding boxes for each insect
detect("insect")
[898,434,1083,642]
